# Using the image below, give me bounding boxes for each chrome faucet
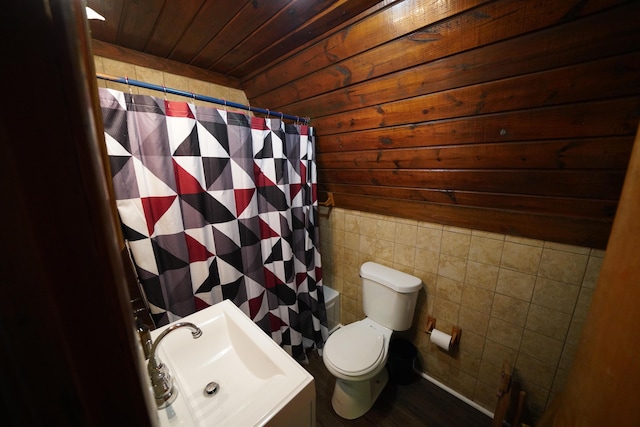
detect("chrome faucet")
[147,322,203,408]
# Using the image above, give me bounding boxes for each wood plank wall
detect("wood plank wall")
[242,0,640,249]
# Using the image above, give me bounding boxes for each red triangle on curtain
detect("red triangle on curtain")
[263,267,281,289]
[300,162,307,181]
[253,163,277,187]
[141,196,177,236]
[194,296,210,311]
[185,234,215,263]
[165,100,195,119]
[173,160,205,195]
[290,183,303,199]
[296,272,308,288]
[251,116,268,130]
[269,312,288,332]
[259,218,280,238]
[248,292,264,319]
[234,188,255,216]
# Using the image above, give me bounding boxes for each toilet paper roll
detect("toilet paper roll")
[430,328,452,351]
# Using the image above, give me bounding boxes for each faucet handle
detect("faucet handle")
[148,360,175,408]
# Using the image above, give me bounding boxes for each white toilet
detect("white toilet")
[322,262,422,419]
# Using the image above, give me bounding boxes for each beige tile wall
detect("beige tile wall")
[319,207,603,422]
[93,56,249,108]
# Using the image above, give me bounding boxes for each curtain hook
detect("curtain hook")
[223,99,227,112]
[162,83,167,101]
[125,76,134,103]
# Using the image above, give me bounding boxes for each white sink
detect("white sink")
[149,300,315,426]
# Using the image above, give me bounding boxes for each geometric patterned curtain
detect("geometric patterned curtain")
[98,88,327,360]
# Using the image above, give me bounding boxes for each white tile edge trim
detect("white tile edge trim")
[414,369,495,419]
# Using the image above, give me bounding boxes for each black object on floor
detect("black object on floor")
[387,338,418,385]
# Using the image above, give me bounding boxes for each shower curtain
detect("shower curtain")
[99,88,327,360]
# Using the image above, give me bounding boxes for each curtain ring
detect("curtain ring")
[162,84,167,101]
[223,99,227,112]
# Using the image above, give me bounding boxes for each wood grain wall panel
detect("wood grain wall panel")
[281,2,640,118]
[319,98,640,152]
[320,169,625,199]
[242,0,489,98]
[317,137,634,170]
[321,183,618,219]
[246,0,640,248]
[313,53,640,135]
[251,0,631,112]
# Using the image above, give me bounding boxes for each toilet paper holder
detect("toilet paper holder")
[425,315,461,348]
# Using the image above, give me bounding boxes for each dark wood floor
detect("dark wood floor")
[304,351,493,427]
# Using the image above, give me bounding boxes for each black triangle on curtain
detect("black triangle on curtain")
[151,238,189,274]
[173,125,200,156]
[121,223,147,241]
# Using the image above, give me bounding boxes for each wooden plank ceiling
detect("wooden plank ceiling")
[87,0,640,249]
[86,0,380,86]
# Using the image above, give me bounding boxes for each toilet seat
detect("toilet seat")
[324,322,386,377]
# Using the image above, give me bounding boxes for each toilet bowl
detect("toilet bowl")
[322,262,422,419]
[323,318,392,419]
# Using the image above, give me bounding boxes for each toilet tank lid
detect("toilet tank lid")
[360,262,422,293]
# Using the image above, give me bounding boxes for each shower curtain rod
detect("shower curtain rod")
[96,73,310,124]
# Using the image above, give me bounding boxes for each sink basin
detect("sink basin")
[149,300,315,426]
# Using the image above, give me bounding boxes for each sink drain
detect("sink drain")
[204,381,219,396]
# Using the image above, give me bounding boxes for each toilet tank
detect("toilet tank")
[360,262,422,331]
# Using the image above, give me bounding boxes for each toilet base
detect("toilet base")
[331,368,389,419]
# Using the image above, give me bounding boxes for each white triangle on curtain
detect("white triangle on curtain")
[174,156,207,192]
[132,156,177,198]
[127,238,159,276]
[116,198,149,238]
[152,197,183,236]
[196,121,231,158]
[166,115,197,155]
